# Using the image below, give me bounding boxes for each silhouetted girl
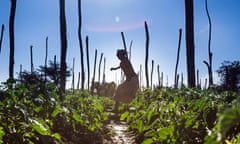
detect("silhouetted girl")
[110,49,139,107]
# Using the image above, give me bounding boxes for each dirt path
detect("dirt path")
[103,112,136,144]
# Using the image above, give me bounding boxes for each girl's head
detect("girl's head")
[116,49,127,60]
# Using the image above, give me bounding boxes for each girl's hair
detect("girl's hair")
[117,49,127,58]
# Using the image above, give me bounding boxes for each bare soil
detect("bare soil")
[102,111,136,144]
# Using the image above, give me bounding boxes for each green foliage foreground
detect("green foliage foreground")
[120,88,240,144]
[0,79,240,144]
[0,80,113,144]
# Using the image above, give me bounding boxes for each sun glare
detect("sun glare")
[115,16,120,23]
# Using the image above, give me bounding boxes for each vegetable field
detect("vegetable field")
[1,0,240,143]
[0,80,239,144]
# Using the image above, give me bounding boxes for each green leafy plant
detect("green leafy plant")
[0,127,4,144]
[0,80,113,143]
[121,88,240,144]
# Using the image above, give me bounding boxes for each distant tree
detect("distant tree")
[216,61,240,92]
[9,0,17,79]
[38,60,71,87]
[19,71,43,86]
[19,60,70,89]
[185,0,196,87]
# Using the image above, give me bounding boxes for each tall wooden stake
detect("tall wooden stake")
[44,36,48,81]
[203,0,213,87]
[157,64,161,87]
[86,36,90,90]
[144,21,150,88]
[185,0,196,87]
[78,0,85,90]
[72,58,75,92]
[59,0,68,100]
[150,60,154,89]
[9,0,17,79]
[0,24,4,54]
[129,40,133,61]
[98,53,103,84]
[30,45,34,73]
[121,32,127,51]
[91,49,97,93]
[102,57,106,84]
[174,28,182,88]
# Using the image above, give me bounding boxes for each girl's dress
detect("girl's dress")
[113,75,139,103]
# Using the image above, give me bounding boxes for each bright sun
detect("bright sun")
[115,16,120,23]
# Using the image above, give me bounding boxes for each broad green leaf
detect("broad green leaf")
[120,111,129,121]
[31,119,50,136]
[147,109,153,122]
[136,119,143,133]
[185,115,194,128]
[0,127,4,144]
[158,127,170,141]
[52,133,61,141]
[34,106,43,113]
[72,110,83,124]
[51,106,63,117]
[142,138,153,144]
[144,129,156,138]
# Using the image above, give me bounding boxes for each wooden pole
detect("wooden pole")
[144,21,150,88]
[0,24,4,54]
[174,28,182,88]
[59,0,68,99]
[98,53,103,84]
[78,0,85,90]
[72,58,75,91]
[203,0,213,87]
[185,0,196,87]
[30,45,34,73]
[44,37,48,81]
[91,49,97,93]
[157,64,160,87]
[150,60,154,89]
[86,36,90,90]
[129,40,133,61]
[121,32,127,51]
[9,0,17,79]
[102,57,106,84]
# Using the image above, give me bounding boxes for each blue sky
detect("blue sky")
[0,0,240,88]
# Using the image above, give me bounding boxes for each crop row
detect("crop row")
[120,88,240,144]
[0,80,113,144]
